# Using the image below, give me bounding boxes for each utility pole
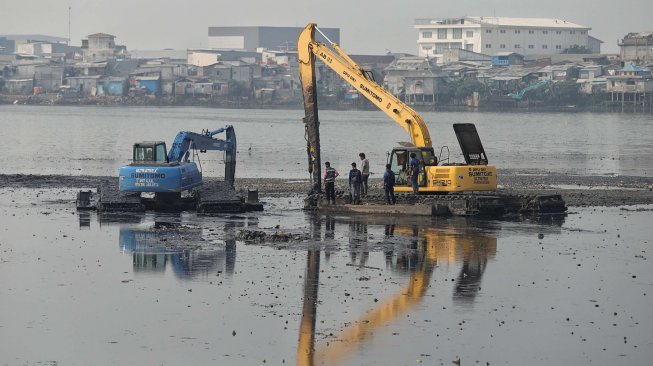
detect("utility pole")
[68,5,71,45]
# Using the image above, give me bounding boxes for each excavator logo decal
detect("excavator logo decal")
[359,84,382,103]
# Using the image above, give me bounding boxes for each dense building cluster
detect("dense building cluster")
[0,21,651,110]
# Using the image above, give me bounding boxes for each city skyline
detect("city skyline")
[1,0,651,54]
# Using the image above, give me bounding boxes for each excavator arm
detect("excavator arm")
[167,125,237,186]
[298,23,432,192]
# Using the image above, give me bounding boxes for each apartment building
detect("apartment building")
[415,16,602,62]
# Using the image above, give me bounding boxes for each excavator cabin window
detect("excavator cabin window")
[133,143,168,163]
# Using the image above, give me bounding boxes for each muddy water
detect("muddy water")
[1,105,652,178]
[1,188,651,365]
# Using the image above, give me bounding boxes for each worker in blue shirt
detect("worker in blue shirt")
[383,163,396,205]
[409,152,420,194]
[348,162,363,204]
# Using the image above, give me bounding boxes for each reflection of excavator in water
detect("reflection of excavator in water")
[298,23,566,215]
[297,219,497,365]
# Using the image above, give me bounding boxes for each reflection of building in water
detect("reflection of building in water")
[297,219,497,366]
[118,224,236,280]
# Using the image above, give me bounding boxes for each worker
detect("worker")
[383,163,396,205]
[409,152,420,194]
[348,162,363,204]
[359,153,370,197]
[323,161,339,205]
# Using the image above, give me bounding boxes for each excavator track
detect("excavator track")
[305,191,566,217]
[77,178,263,213]
[196,181,250,213]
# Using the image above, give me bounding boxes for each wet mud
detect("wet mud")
[1,171,653,208]
[1,173,652,365]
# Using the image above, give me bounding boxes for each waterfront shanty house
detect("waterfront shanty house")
[65,75,102,96]
[134,63,188,95]
[2,78,34,95]
[606,64,653,109]
[384,57,448,105]
[537,64,579,81]
[477,65,540,93]
[34,64,64,92]
[73,61,108,76]
[100,77,127,96]
[415,16,602,60]
[131,75,161,95]
[619,32,653,65]
[492,52,524,66]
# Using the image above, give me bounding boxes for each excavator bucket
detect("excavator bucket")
[453,123,489,165]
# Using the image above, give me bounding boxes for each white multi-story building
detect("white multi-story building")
[415,16,602,62]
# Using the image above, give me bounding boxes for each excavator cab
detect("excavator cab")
[132,142,169,164]
[388,147,437,187]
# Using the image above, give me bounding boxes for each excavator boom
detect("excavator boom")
[298,23,433,193]
[298,22,503,194]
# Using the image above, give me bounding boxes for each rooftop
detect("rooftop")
[416,16,590,29]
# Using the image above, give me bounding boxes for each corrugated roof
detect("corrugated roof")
[466,16,589,29]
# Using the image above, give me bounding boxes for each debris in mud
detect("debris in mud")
[236,229,308,243]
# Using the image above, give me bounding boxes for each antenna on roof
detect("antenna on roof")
[68,5,71,44]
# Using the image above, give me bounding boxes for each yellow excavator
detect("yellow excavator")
[298,23,497,194]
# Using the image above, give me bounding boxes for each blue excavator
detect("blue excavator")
[77,125,260,213]
[119,126,236,194]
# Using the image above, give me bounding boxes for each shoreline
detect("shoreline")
[1,94,646,114]
[1,173,652,208]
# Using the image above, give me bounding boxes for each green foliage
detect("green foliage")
[551,80,581,104]
[449,79,486,99]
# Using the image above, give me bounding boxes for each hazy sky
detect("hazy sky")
[2,0,651,54]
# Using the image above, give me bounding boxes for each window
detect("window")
[485,43,492,48]
[466,31,474,38]
[453,28,462,39]
[437,28,447,39]
[528,44,534,49]
[556,30,562,35]
[485,29,492,34]
[435,44,446,53]
[450,42,462,49]
[422,46,432,51]
[543,30,549,34]
[570,31,576,35]
[515,44,521,48]
[515,29,521,34]
[581,31,587,35]
[422,31,432,38]
[529,30,535,34]
[556,45,562,49]
[542,45,548,49]
[465,44,474,51]
[500,44,506,49]
[500,29,506,34]
[155,144,167,163]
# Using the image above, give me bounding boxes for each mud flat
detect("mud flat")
[0,183,652,365]
[1,171,652,208]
